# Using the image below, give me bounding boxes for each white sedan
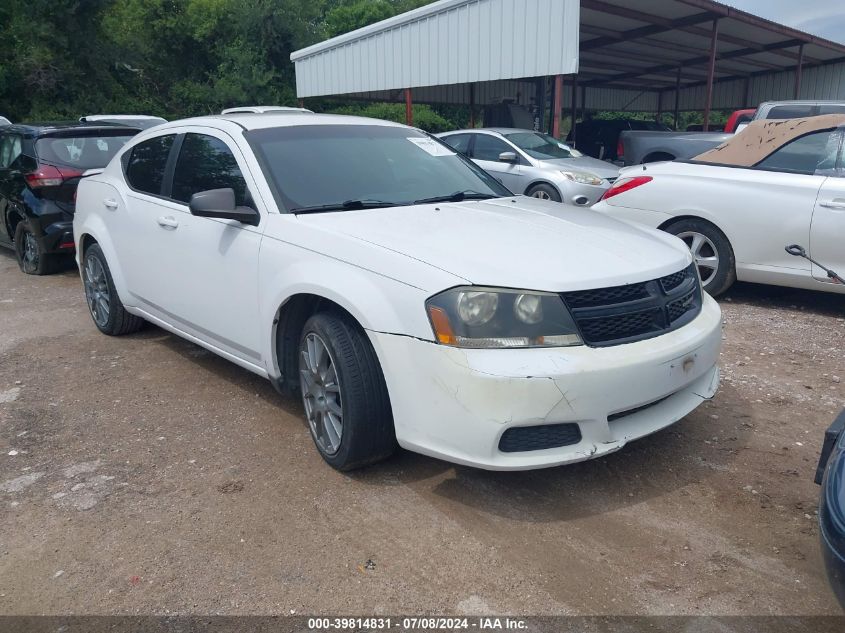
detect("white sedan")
[592,115,845,296]
[74,113,721,471]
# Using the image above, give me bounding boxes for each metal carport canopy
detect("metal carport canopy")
[290,0,580,98]
[291,0,845,126]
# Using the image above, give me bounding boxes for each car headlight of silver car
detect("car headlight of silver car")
[560,171,603,186]
[426,286,583,349]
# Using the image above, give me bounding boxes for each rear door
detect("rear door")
[0,132,24,245]
[809,131,845,286]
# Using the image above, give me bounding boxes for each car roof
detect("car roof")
[221,106,313,114]
[3,122,142,136]
[760,100,845,106]
[81,115,167,122]
[136,113,408,134]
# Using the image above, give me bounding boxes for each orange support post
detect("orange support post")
[405,88,413,127]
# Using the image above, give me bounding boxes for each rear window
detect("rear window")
[126,135,176,196]
[36,133,135,169]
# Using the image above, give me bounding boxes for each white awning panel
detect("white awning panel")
[291,0,580,98]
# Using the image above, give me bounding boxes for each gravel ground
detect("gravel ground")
[0,248,843,616]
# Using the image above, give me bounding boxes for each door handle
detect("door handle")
[103,198,118,210]
[819,200,845,210]
[156,216,179,229]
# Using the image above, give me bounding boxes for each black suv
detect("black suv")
[0,123,139,274]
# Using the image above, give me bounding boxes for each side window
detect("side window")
[0,134,22,169]
[441,134,472,155]
[756,130,841,175]
[171,133,250,206]
[766,105,815,119]
[126,135,175,195]
[819,105,845,116]
[471,135,513,161]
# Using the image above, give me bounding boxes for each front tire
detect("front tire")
[298,312,395,471]
[82,244,144,336]
[527,183,562,202]
[664,218,736,296]
[14,222,61,275]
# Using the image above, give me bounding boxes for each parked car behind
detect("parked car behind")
[0,122,139,274]
[80,115,167,130]
[568,118,671,162]
[75,113,721,471]
[817,409,845,611]
[619,129,732,166]
[437,128,619,205]
[592,114,845,296]
[221,106,312,114]
[724,109,756,133]
[752,100,845,121]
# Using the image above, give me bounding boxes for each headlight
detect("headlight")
[560,171,603,186]
[426,286,583,349]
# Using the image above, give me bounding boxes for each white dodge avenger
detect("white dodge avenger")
[74,113,722,471]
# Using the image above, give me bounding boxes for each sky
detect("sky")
[726,0,845,44]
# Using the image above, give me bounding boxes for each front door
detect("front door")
[469,134,524,193]
[147,131,266,365]
[810,171,845,287]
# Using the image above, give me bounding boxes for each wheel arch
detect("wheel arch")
[523,180,563,198]
[73,221,132,305]
[6,207,24,239]
[642,151,676,163]
[270,292,373,393]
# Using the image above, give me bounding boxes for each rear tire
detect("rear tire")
[298,312,395,471]
[664,218,736,296]
[82,243,144,335]
[14,222,61,275]
[527,183,562,202]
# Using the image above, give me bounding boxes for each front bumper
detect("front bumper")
[555,179,611,207]
[369,294,722,470]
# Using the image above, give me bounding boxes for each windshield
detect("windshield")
[36,133,136,169]
[247,125,510,212]
[504,132,583,159]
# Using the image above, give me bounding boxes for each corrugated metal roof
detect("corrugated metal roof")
[291,0,580,98]
[291,0,845,112]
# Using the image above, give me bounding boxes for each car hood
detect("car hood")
[537,156,621,180]
[298,197,691,292]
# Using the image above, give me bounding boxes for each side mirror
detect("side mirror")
[498,151,518,163]
[188,188,260,226]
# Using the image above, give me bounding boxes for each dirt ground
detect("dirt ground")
[0,248,843,616]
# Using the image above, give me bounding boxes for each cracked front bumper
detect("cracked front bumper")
[369,294,722,470]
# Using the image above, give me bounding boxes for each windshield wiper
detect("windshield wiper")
[291,199,401,214]
[413,190,500,205]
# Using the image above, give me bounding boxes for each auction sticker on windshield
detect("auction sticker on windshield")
[408,137,455,156]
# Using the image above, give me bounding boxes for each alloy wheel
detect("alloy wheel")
[83,255,111,327]
[676,230,719,286]
[22,231,39,272]
[531,190,552,200]
[299,333,343,455]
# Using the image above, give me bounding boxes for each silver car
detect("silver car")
[437,128,619,206]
